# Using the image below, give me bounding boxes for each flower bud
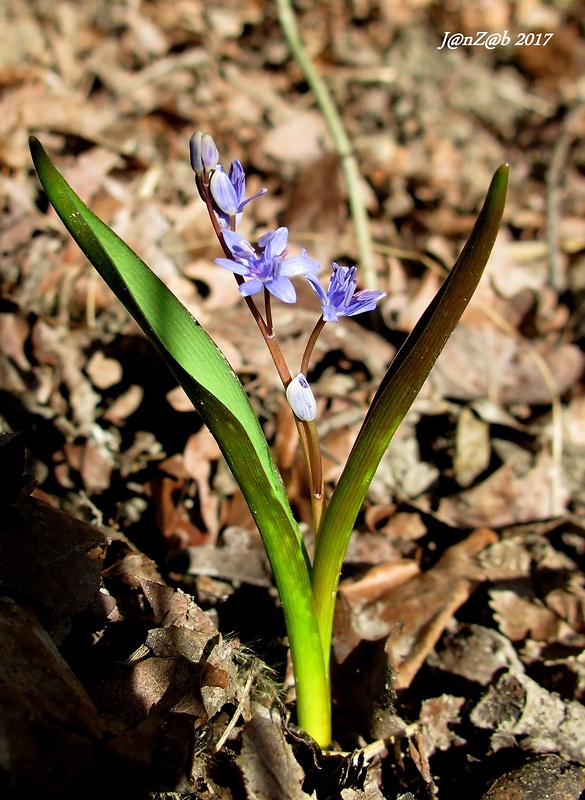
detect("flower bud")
[189,131,219,175]
[286,374,317,421]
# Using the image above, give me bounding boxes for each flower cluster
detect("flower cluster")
[191,130,386,419]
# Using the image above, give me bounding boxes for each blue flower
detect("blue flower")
[216,227,320,303]
[307,264,386,322]
[210,161,266,228]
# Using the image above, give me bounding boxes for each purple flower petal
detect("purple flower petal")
[266,276,296,304]
[216,227,320,304]
[281,254,320,277]
[306,274,328,303]
[259,227,288,256]
[222,230,255,259]
[239,188,267,209]
[238,278,264,296]
[210,169,239,215]
[190,131,219,174]
[215,257,251,276]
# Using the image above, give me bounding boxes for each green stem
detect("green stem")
[275,0,377,289]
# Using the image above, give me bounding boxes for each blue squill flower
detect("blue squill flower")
[216,227,320,303]
[210,161,266,228]
[307,264,385,322]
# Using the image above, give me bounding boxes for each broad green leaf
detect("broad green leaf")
[29,136,330,746]
[312,164,509,664]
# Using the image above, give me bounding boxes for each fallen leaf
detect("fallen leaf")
[434,452,568,528]
[480,754,585,800]
[427,623,524,686]
[471,671,585,765]
[339,529,498,690]
[0,495,108,643]
[0,597,105,798]
[237,713,311,800]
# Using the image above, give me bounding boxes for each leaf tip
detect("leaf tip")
[28,135,46,169]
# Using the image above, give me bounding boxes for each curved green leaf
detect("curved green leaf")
[313,164,509,666]
[29,136,330,746]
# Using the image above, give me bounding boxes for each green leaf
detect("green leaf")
[312,164,509,665]
[29,136,331,746]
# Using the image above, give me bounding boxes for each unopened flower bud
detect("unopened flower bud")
[286,374,317,421]
[190,131,219,175]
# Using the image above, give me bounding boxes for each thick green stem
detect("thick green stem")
[265,513,330,747]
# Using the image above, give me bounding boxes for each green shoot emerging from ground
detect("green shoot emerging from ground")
[30,133,507,748]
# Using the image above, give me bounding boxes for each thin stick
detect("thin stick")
[214,660,257,752]
[276,0,377,289]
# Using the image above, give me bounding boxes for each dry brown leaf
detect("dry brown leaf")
[453,405,491,488]
[0,597,105,797]
[31,319,100,434]
[183,259,243,313]
[490,588,570,643]
[185,526,271,588]
[102,384,144,424]
[340,784,386,800]
[427,624,524,686]
[79,436,115,494]
[139,578,218,635]
[183,428,222,538]
[429,323,584,405]
[338,528,498,690]
[148,475,206,548]
[418,695,466,757]
[340,560,421,608]
[480,754,585,800]
[261,110,331,170]
[0,496,108,643]
[434,451,569,528]
[471,671,585,765]
[86,350,123,390]
[237,713,311,800]
[101,527,163,586]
